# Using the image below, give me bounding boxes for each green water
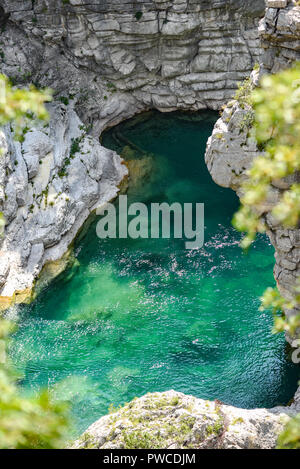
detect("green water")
[10,111,299,435]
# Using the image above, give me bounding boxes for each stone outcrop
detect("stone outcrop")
[0,103,127,306]
[205,1,300,338]
[73,390,299,449]
[206,95,300,337]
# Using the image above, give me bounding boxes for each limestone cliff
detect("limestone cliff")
[0,0,264,115]
[0,104,127,304]
[205,1,300,338]
[0,0,266,303]
[0,0,299,449]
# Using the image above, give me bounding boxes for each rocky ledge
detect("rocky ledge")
[73,390,299,449]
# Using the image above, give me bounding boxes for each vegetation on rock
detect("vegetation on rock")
[233,63,300,448]
[74,390,288,450]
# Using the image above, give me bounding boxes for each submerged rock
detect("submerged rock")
[126,156,156,197]
[73,390,297,449]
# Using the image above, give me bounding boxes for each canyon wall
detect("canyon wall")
[0,105,127,303]
[0,0,265,304]
[0,0,264,118]
[205,1,300,339]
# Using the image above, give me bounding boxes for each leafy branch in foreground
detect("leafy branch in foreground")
[0,75,69,449]
[0,320,69,449]
[277,413,300,449]
[233,63,300,335]
[233,64,300,449]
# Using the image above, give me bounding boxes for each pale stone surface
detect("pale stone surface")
[205,101,257,191]
[205,2,300,341]
[0,0,264,113]
[260,2,300,74]
[72,390,297,449]
[0,0,266,300]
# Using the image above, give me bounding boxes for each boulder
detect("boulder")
[72,390,296,449]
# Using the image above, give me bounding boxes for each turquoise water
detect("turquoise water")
[10,111,299,435]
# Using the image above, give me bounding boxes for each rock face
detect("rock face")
[0,103,127,305]
[205,2,300,338]
[72,390,298,449]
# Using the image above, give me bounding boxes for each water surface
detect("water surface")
[10,111,299,434]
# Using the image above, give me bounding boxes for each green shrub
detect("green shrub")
[135,11,143,21]
[232,63,300,449]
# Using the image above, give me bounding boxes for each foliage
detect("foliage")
[232,63,300,449]
[122,430,161,449]
[0,212,4,236]
[239,110,255,133]
[0,75,69,449]
[70,136,81,158]
[135,11,143,21]
[59,96,69,106]
[0,75,52,231]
